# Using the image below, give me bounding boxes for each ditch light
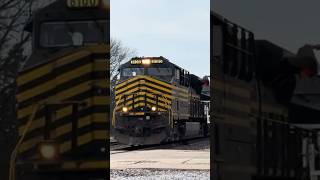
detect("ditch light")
[38,141,59,160]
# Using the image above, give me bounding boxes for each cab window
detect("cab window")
[40,20,108,47]
[121,68,144,77]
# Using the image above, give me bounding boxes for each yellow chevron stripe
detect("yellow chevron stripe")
[116,92,172,105]
[116,97,170,111]
[118,102,167,112]
[17,79,54,102]
[77,130,108,146]
[18,97,109,134]
[17,80,106,119]
[19,136,43,153]
[19,129,109,154]
[50,113,107,138]
[62,130,109,153]
[116,81,172,95]
[53,45,109,68]
[116,75,173,90]
[116,75,189,94]
[17,50,91,86]
[17,63,108,103]
[144,75,188,93]
[116,86,173,100]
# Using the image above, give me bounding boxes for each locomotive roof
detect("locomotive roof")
[211,11,224,24]
[121,56,191,73]
[35,0,109,21]
[25,0,109,32]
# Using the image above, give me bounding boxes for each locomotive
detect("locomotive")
[13,0,109,179]
[212,12,320,180]
[113,56,208,145]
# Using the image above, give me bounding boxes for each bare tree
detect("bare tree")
[110,38,137,96]
[110,38,137,134]
[111,38,137,79]
[110,37,137,98]
[0,1,56,179]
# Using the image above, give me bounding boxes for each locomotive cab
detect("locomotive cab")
[24,0,109,69]
[119,56,189,85]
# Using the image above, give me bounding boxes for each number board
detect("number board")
[151,59,163,64]
[67,0,100,8]
[130,59,164,65]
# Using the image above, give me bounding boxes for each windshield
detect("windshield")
[122,68,144,77]
[40,20,108,47]
[121,67,173,81]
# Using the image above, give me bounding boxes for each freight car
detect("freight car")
[12,0,109,179]
[113,57,208,145]
[212,12,320,180]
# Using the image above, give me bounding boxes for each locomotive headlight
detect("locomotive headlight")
[142,59,151,65]
[122,107,128,112]
[39,142,58,160]
[151,106,157,111]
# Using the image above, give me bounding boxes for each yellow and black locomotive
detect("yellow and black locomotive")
[13,0,109,179]
[113,57,208,145]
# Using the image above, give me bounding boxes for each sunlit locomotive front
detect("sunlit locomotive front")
[113,57,208,145]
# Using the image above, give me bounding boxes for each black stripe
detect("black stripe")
[116,77,189,96]
[21,105,109,144]
[56,122,108,143]
[91,53,109,60]
[51,106,108,129]
[122,99,163,109]
[18,71,108,109]
[19,56,108,93]
[19,127,109,159]
[118,94,171,108]
[116,77,172,92]
[19,50,109,75]
[18,88,108,124]
[116,83,172,98]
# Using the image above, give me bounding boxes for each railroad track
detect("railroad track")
[110,136,209,154]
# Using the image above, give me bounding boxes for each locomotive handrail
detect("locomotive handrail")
[249,113,318,133]
[9,100,87,180]
[112,94,123,126]
[9,103,42,180]
[160,94,173,128]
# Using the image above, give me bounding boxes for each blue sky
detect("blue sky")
[111,0,210,77]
